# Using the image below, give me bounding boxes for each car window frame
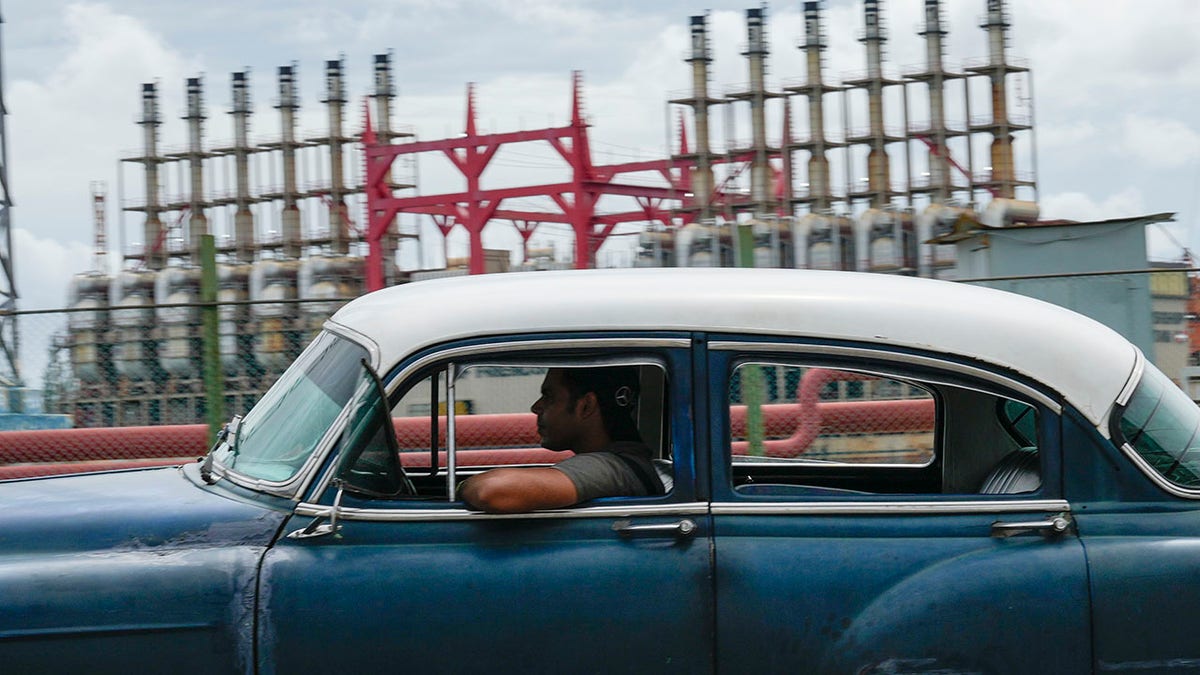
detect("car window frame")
[706,337,1064,503]
[300,333,699,518]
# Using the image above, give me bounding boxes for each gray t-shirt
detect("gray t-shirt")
[554,441,661,502]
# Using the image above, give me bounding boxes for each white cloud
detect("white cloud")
[9,3,199,246]
[1120,114,1200,170]
[1039,187,1148,223]
[12,228,94,312]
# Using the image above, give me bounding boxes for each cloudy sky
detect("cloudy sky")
[5,0,1199,319]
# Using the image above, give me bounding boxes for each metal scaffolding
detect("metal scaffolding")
[0,2,17,387]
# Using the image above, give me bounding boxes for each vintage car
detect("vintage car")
[2,267,1198,673]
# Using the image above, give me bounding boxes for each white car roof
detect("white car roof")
[329,267,1139,430]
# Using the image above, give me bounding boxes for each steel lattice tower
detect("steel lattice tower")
[0,3,17,387]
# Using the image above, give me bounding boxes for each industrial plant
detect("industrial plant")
[54,0,1046,427]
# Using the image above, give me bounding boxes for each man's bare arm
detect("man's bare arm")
[459,467,578,514]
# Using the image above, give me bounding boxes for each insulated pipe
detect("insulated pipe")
[184,76,209,263]
[920,0,951,202]
[802,1,831,211]
[231,71,255,262]
[687,15,715,222]
[744,7,771,211]
[983,0,1015,198]
[139,83,164,270]
[323,58,349,255]
[862,0,891,208]
[276,65,301,258]
[91,182,107,274]
[372,53,398,283]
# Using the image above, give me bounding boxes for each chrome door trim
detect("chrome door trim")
[293,501,709,523]
[708,341,1062,413]
[710,499,1071,516]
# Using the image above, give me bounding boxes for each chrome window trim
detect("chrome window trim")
[711,498,1070,516]
[708,341,1062,414]
[306,336,689,500]
[294,501,709,523]
[1114,348,1146,407]
[393,337,689,391]
[1117,441,1200,500]
[325,322,382,369]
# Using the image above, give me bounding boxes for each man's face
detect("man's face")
[530,369,583,452]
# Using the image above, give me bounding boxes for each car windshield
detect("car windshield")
[1117,364,1200,489]
[213,331,369,482]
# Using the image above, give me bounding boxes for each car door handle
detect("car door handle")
[991,514,1071,538]
[612,518,697,538]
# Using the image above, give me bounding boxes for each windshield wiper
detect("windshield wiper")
[200,416,242,485]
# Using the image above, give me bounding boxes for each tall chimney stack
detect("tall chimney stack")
[230,70,255,262]
[744,7,772,212]
[184,76,209,263]
[861,0,891,208]
[685,15,715,222]
[919,0,952,202]
[138,83,164,270]
[800,1,833,211]
[322,58,349,255]
[982,0,1015,198]
[276,64,301,259]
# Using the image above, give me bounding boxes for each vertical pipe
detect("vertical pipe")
[184,76,208,263]
[231,71,255,263]
[921,0,950,202]
[276,65,301,258]
[91,182,107,274]
[324,58,349,255]
[139,83,164,270]
[744,7,771,212]
[687,15,715,222]
[372,52,398,283]
[861,0,890,208]
[802,1,830,212]
[964,78,976,205]
[446,363,458,501]
[199,234,224,446]
[983,0,1014,198]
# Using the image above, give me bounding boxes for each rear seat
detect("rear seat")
[978,447,1041,494]
[652,459,674,493]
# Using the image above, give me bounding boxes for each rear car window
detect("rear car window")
[1115,366,1200,489]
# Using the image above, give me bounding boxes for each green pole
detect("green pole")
[736,223,765,455]
[200,234,225,446]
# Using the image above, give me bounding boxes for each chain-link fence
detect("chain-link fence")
[0,298,339,478]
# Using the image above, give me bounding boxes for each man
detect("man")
[459,366,663,513]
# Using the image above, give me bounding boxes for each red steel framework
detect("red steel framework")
[362,72,691,290]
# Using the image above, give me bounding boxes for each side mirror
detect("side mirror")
[288,479,346,540]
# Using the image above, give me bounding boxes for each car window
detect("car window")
[343,358,673,503]
[215,331,368,482]
[1114,364,1200,490]
[727,359,1041,497]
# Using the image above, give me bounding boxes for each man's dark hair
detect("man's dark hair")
[558,366,643,443]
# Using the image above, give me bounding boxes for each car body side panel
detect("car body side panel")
[0,465,288,674]
[712,513,1091,674]
[1079,522,1200,672]
[1064,410,1200,672]
[258,513,713,674]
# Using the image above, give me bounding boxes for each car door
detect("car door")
[257,337,713,674]
[1065,366,1200,672]
[706,339,1091,674]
